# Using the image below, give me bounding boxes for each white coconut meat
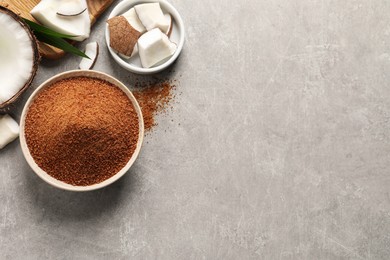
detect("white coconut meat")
[138,28,177,68]
[31,0,91,41]
[0,7,39,106]
[118,44,138,60]
[0,114,19,149]
[122,8,146,33]
[164,14,172,36]
[134,3,169,33]
[57,0,87,16]
[119,12,173,60]
[79,42,99,70]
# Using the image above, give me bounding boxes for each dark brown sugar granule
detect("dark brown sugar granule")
[24,77,139,186]
[132,81,176,132]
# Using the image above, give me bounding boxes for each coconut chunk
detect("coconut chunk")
[79,42,99,70]
[164,14,173,36]
[57,0,87,16]
[31,0,90,41]
[134,3,169,33]
[0,114,20,149]
[107,16,141,57]
[0,6,39,108]
[119,44,138,60]
[122,8,146,33]
[138,28,177,68]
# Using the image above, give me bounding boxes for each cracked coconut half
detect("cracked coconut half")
[0,6,39,109]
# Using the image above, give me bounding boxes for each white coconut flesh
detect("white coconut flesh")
[116,6,173,61]
[57,0,87,16]
[134,3,169,33]
[138,28,177,68]
[79,42,99,70]
[164,14,172,36]
[0,9,37,105]
[122,8,146,33]
[119,44,138,60]
[31,0,91,41]
[0,114,20,149]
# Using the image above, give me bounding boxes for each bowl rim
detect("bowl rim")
[105,0,185,75]
[19,70,144,192]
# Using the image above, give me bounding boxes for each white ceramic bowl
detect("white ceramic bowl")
[20,70,144,192]
[105,0,185,74]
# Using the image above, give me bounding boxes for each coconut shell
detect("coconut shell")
[107,16,141,57]
[57,8,87,17]
[0,6,40,110]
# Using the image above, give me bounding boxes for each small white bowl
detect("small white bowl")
[20,70,144,192]
[105,0,185,74]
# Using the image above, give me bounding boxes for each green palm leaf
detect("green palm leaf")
[23,18,89,58]
[23,18,76,39]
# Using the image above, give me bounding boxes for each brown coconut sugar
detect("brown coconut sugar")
[133,80,176,132]
[24,77,139,186]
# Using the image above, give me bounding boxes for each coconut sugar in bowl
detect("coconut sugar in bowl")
[20,70,144,191]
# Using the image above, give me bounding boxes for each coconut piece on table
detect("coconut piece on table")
[134,3,169,33]
[107,16,141,57]
[0,115,20,149]
[79,42,99,70]
[30,0,90,41]
[138,28,177,68]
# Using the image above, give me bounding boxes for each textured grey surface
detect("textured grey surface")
[1,0,390,259]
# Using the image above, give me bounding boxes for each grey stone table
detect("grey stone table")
[1,0,390,259]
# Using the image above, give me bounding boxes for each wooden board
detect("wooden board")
[0,0,114,59]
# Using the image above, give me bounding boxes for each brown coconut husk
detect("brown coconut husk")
[107,15,141,57]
